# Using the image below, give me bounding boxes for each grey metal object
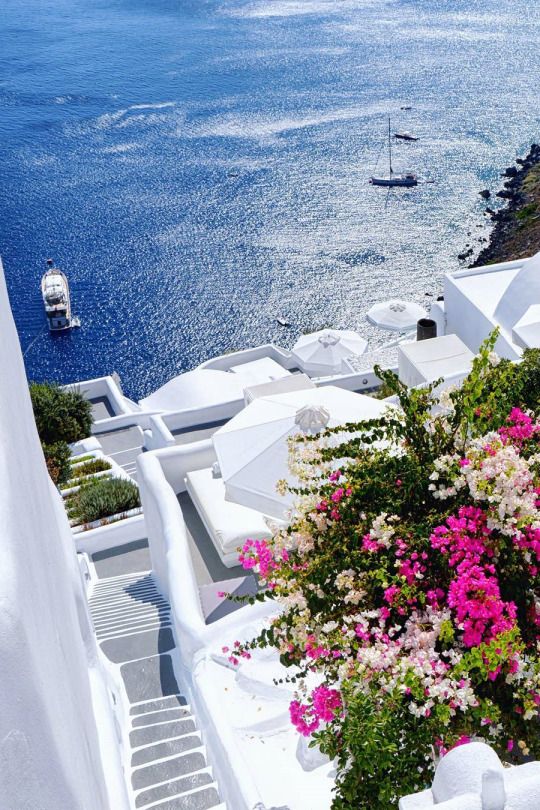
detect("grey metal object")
[417,317,437,341]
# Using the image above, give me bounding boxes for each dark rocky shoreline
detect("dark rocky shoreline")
[468,143,540,267]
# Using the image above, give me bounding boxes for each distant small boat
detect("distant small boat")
[370,118,418,188]
[370,172,418,187]
[276,316,290,327]
[394,132,418,142]
[401,105,413,110]
[41,259,80,332]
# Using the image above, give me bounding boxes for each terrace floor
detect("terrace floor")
[176,493,245,587]
[89,395,116,421]
[171,420,228,447]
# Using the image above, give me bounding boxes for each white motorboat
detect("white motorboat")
[370,117,418,187]
[41,259,80,332]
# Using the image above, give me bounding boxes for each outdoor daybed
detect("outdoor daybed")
[185,467,272,567]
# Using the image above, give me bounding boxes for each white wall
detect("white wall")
[0,260,127,809]
[444,272,521,359]
[137,448,278,668]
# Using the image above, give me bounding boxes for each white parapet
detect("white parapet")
[399,742,540,810]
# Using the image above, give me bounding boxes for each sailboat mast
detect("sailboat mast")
[388,116,393,176]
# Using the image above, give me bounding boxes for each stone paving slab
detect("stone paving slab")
[121,654,179,703]
[95,425,143,455]
[132,706,191,728]
[131,695,187,716]
[132,752,207,790]
[89,396,116,420]
[100,628,175,664]
[135,771,213,808]
[131,735,202,768]
[92,539,151,579]
[130,718,197,748]
[146,788,221,810]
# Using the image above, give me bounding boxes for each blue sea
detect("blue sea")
[1,0,539,400]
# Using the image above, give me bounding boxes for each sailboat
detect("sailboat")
[370,118,418,187]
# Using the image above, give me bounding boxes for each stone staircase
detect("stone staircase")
[88,545,225,810]
[92,425,144,482]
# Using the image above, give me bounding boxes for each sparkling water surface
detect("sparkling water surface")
[1,0,539,399]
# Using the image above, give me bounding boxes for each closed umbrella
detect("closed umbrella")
[291,329,368,376]
[213,386,390,518]
[366,300,426,332]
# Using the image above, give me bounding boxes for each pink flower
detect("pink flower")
[499,408,540,446]
[239,538,284,579]
[383,584,401,606]
[289,686,342,736]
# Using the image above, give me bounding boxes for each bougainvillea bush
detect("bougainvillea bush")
[234,335,540,809]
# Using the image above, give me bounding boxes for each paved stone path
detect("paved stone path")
[92,425,144,481]
[88,542,225,810]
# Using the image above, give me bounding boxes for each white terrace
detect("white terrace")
[4,245,540,808]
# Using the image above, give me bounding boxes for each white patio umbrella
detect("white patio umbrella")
[291,329,368,376]
[212,386,390,518]
[366,300,426,332]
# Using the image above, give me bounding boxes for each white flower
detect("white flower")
[488,351,501,367]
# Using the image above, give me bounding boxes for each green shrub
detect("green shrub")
[63,471,113,490]
[30,382,93,445]
[518,348,540,411]
[43,441,71,487]
[231,333,540,809]
[69,477,140,524]
[70,458,111,477]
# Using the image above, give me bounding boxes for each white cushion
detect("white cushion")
[185,467,271,564]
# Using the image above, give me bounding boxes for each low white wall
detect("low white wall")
[92,410,160,434]
[66,375,135,417]
[316,367,385,392]
[430,301,446,336]
[137,453,205,667]
[149,439,217,494]
[162,399,243,434]
[64,375,162,435]
[198,342,293,371]
[145,414,176,450]
[190,656,264,810]
[75,512,147,556]
[137,449,276,667]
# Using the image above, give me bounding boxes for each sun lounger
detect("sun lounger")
[185,467,272,568]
